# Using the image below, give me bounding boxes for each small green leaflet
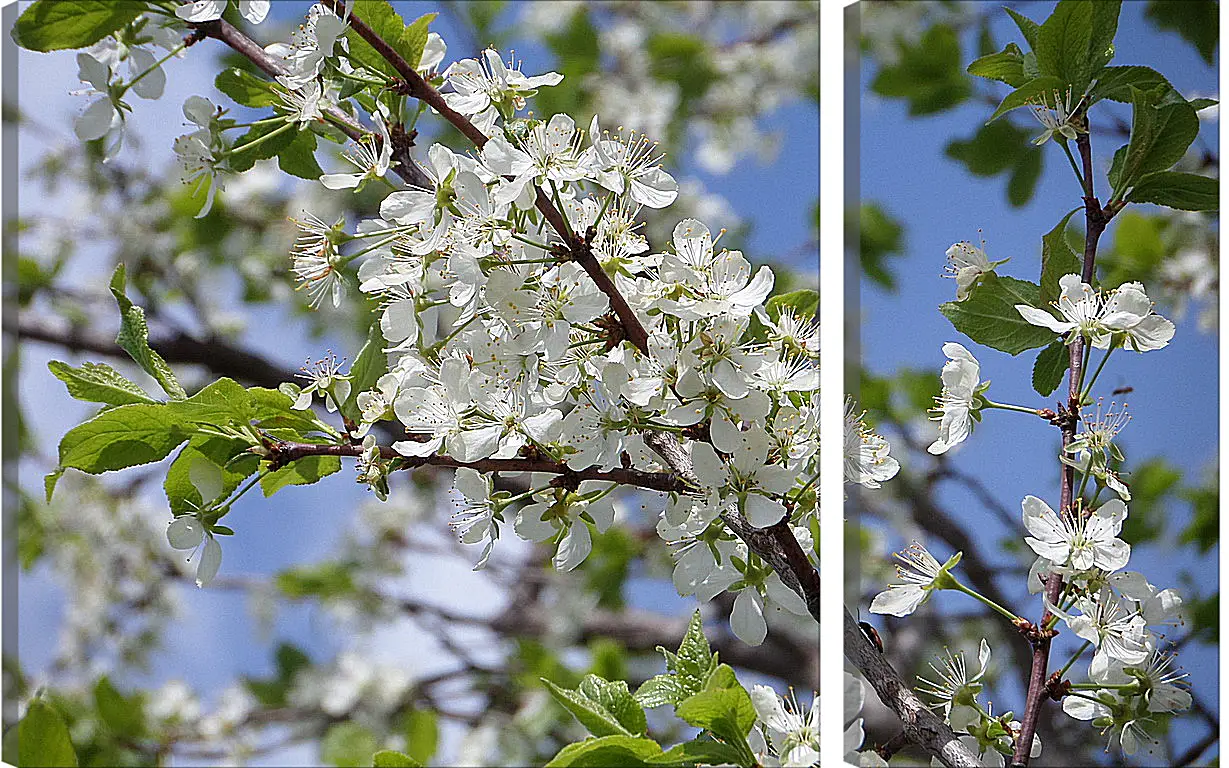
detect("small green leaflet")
[48,360,156,407]
[109,264,187,400]
[12,0,143,52]
[1032,339,1070,397]
[939,273,1056,356]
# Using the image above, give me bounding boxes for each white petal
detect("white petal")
[731,588,767,646]
[553,522,592,571]
[167,516,205,549]
[195,535,222,587]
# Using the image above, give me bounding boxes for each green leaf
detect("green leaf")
[545,736,663,768]
[1005,7,1041,49]
[109,264,186,400]
[94,677,145,738]
[1032,340,1070,397]
[372,751,422,768]
[870,25,970,116]
[321,722,378,768]
[1034,0,1094,92]
[170,377,256,426]
[401,709,438,764]
[342,316,389,420]
[228,120,296,174]
[543,675,646,738]
[1088,66,1172,105]
[44,470,62,503]
[1126,171,1219,212]
[765,289,818,322]
[165,437,259,514]
[674,687,757,765]
[215,68,277,108]
[11,698,78,767]
[343,2,435,79]
[645,738,746,766]
[48,360,156,406]
[1007,149,1044,207]
[1114,86,1199,197]
[635,610,718,708]
[1145,0,1217,65]
[938,273,1056,355]
[261,453,342,496]
[1189,97,1219,112]
[12,0,143,52]
[1087,0,1122,72]
[987,75,1065,122]
[967,42,1030,87]
[278,129,324,179]
[58,403,189,475]
[945,119,1045,207]
[1040,208,1083,305]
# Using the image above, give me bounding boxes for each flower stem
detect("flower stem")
[1080,346,1115,401]
[1060,141,1086,190]
[510,232,555,252]
[950,579,1021,623]
[1058,640,1091,678]
[982,399,1042,416]
[120,42,187,96]
[225,121,296,157]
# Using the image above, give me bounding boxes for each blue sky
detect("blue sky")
[854,2,1218,763]
[13,3,818,763]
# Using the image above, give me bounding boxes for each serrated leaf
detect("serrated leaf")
[48,360,156,406]
[215,68,277,108]
[109,264,186,400]
[13,0,143,52]
[1040,208,1083,305]
[44,470,62,503]
[545,735,663,768]
[543,676,644,738]
[967,42,1030,87]
[11,698,78,767]
[1032,340,1070,397]
[674,687,757,765]
[278,129,323,179]
[632,675,687,709]
[343,2,435,79]
[938,274,1056,355]
[1126,171,1219,211]
[373,751,422,768]
[1114,86,1199,197]
[1087,0,1122,72]
[58,403,189,475]
[261,453,342,496]
[1035,0,1094,92]
[988,75,1065,122]
[1005,7,1041,49]
[1088,66,1171,105]
[645,738,746,766]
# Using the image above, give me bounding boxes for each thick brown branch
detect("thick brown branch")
[844,607,980,767]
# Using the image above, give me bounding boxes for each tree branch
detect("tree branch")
[844,606,981,767]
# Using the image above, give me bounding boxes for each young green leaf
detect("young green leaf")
[1126,171,1219,212]
[543,674,647,738]
[58,403,189,475]
[966,42,1030,87]
[261,453,342,496]
[1032,340,1070,397]
[938,274,1056,355]
[1087,0,1122,72]
[48,360,157,407]
[1114,86,1199,197]
[12,0,143,52]
[544,735,663,768]
[634,609,718,708]
[109,264,187,400]
[1088,66,1172,105]
[215,68,278,108]
[1004,7,1041,49]
[764,289,818,322]
[165,437,259,515]
[674,686,757,767]
[341,316,389,421]
[277,129,324,180]
[228,121,297,173]
[1034,0,1094,93]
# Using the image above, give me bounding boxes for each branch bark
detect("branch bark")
[844,606,981,768]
